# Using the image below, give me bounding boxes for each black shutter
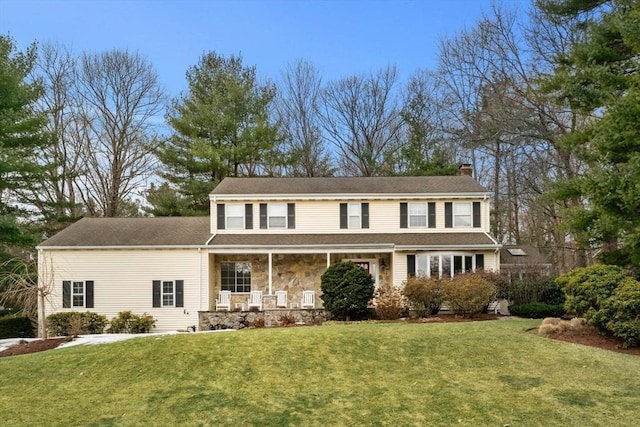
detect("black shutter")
[473,202,481,228]
[340,203,347,229]
[153,280,161,307]
[476,254,485,270]
[216,204,225,230]
[63,281,71,308]
[362,203,369,228]
[287,203,295,229]
[260,203,267,229]
[85,281,94,308]
[445,202,453,228]
[175,280,184,307]
[245,204,253,229]
[428,202,436,228]
[407,255,416,277]
[400,203,408,229]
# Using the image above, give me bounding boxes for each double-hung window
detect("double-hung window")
[340,202,369,229]
[226,204,244,229]
[348,203,361,229]
[453,203,472,227]
[409,203,427,227]
[152,280,184,307]
[221,262,251,293]
[269,203,287,228]
[62,280,94,308]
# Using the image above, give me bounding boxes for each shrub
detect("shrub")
[599,278,640,348]
[510,303,565,319]
[556,264,628,322]
[0,315,34,339]
[278,313,296,326]
[250,317,266,328]
[402,276,441,317]
[499,277,560,306]
[320,261,375,321]
[107,311,156,333]
[371,284,407,320]
[47,312,108,336]
[475,270,509,299]
[538,317,588,335]
[441,273,496,317]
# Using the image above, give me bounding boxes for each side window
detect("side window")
[63,280,94,308]
[152,280,184,308]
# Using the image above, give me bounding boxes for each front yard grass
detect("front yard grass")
[1,319,639,426]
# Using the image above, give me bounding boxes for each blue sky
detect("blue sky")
[1,0,529,97]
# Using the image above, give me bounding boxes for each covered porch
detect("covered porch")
[206,245,394,312]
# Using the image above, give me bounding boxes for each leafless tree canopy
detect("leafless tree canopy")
[319,66,404,176]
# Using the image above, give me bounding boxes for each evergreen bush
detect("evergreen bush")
[0,315,34,338]
[107,311,156,333]
[320,261,375,321]
[509,303,565,319]
[47,312,108,336]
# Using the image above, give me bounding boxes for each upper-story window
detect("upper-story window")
[269,203,287,228]
[445,202,481,228]
[260,203,295,229]
[400,202,435,228]
[453,203,472,227]
[226,204,244,229]
[340,203,369,229]
[62,280,94,308]
[217,203,253,230]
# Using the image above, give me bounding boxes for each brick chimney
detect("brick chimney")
[457,163,473,177]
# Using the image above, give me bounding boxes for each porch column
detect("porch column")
[326,252,330,268]
[268,252,273,295]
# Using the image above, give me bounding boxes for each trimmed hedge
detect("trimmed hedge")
[510,303,565,319]
[47,312,108,337]
[0,315,34,339]
[320,261,375,321]
[441,273,496,317]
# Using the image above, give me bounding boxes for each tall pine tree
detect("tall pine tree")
[541,0,640,271]
[153,52,280,215]
[0,35,47,262]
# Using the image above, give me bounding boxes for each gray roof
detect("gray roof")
[211,176,488,196]
[500,244,551,265]
[38,217,212,247]
[208,233,498,248]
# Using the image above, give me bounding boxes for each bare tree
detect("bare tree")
[75,50,165,217]
[0,257,55,338]
[276,59,334,176]
[319,66,403,176]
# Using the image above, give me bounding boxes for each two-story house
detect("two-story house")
[37,166,501,332]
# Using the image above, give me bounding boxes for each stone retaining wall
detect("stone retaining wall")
[199,309,326,330]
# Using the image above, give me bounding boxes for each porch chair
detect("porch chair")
[247,290,263,310]
[215,290,231,311]
[275,290,288,308]
[301,290,315,309]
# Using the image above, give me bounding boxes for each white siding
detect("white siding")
[40,248,209,332]
[213,199,491,234]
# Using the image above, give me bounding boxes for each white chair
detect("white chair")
[247,290,263,310]
[216,290,231,311]
[276,290,288,308]
[301,290,315,309]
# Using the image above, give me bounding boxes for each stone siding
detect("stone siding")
[199,309,326,330]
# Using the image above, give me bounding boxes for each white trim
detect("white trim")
[211,192,490,202]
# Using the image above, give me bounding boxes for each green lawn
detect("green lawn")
[1,320,639,426]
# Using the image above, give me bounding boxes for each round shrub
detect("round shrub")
[599,278,640,348]
[320,261,375,321]
[107,311,156,333]
[402,276,441,317]
[556,264,628,322]
[371,284,407,320]
[441,273,496,317]
[46,311,108,336]
[510,303,565,319]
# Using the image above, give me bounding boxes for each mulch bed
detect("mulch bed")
[0,337,73,358]
[541,329,640,356]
